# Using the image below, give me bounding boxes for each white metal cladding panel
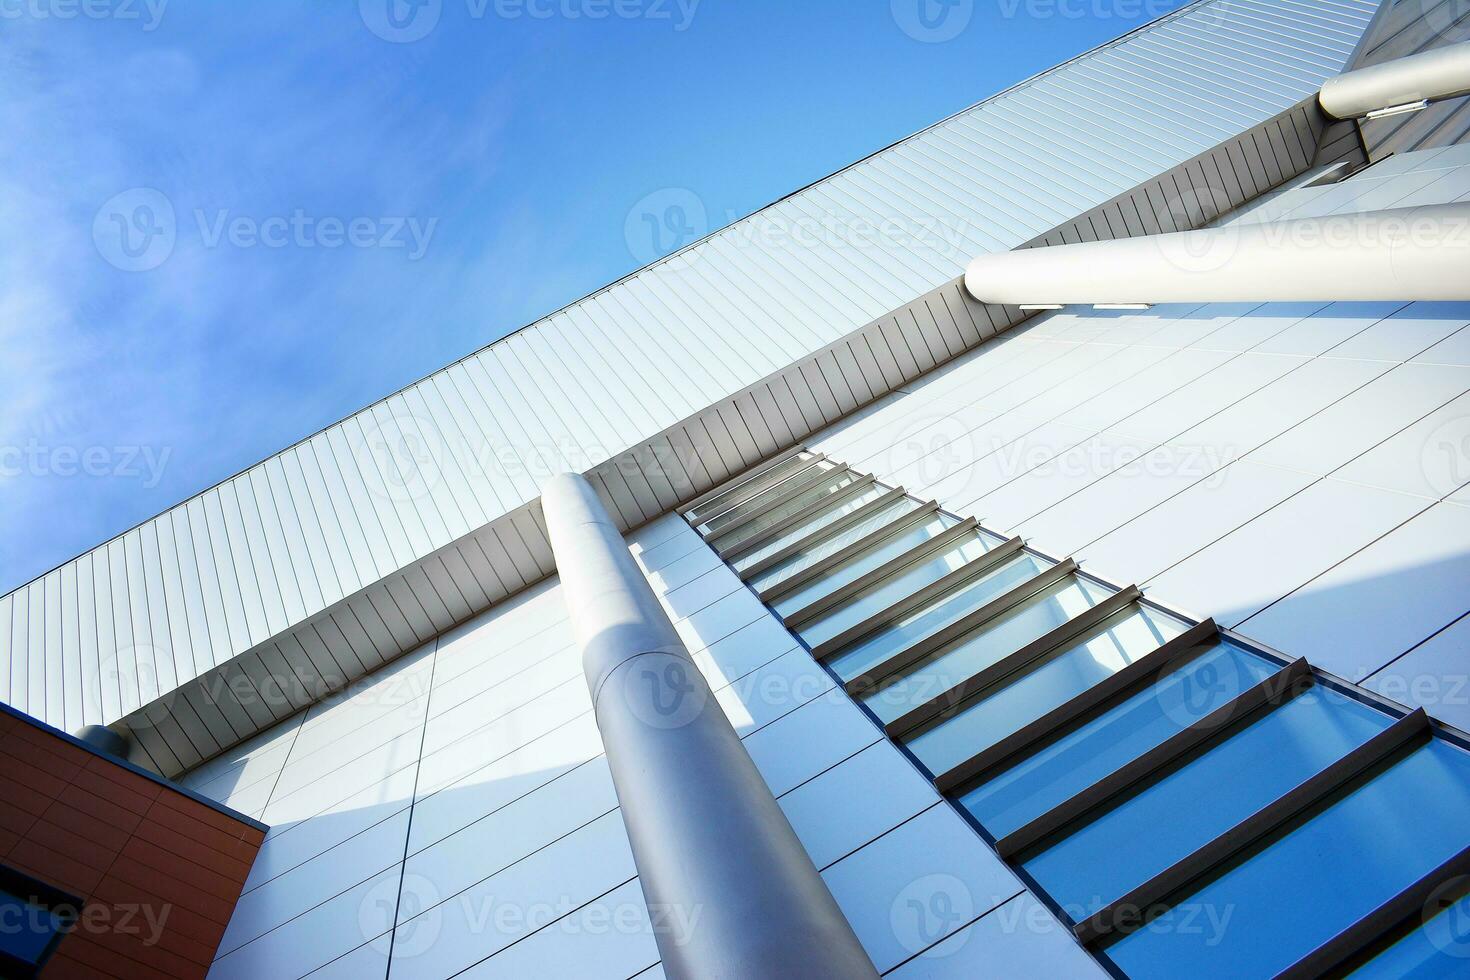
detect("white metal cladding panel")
[180,515,1052,979]
[0,0,1378,737]
[810,148,1470,731]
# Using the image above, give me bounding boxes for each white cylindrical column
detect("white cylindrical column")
[964,203,1470,306]
[541,473,879,980]
[1320,42,1470,119]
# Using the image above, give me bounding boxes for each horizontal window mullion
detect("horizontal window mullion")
[809,541,1032,661]
[995,657,1312,861]
[717,475,877,561]
[679,447,814,519]
[783,518,993,629]
[702,463,843,541]
[1078,707,1432,947]
[1275,839,1470,980]
[888,585,1143,741]
[840,558,1079,694]
[757,498,940,603]
[740,487,913,583]
[934,618,1220,794]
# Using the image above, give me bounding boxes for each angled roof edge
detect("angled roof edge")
[1,0,1380,772]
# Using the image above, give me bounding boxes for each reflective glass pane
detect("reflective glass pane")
[1351,890,1470,978]
[1026,686,1395,917]
[864,576,1115,725]
[906,604,1189,777]
[772,513,960,617]
[698,460,834,536]
[1110,740,1470,979]
[747,497,927,593]
[0,888,64,964]
[959,640,1279,839]
[825,554,1050,683]
[799,531,1003,649]
[688,454,818,525]
[710,471,855,552]
[731,484,889,573]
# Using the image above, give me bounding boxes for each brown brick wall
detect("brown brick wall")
[0,710,264,980]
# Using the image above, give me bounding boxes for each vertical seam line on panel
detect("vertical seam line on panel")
[386,632,441,979]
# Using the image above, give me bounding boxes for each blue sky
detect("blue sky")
[0,0,1188,594]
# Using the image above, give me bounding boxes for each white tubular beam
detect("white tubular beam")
[964,204,1470,306]
[1320,42,1470,119]
[541,473,879,980]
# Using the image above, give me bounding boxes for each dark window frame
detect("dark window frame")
[0,865,81,979]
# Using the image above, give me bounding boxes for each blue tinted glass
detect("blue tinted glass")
[799,531,1000,649]
[960,641,1278,839]
[769,513,957,616]
[825,554,1048,682]
[1110,740,1470,979]
[0,889,63,964]
[748,497,927,592]
[1351,891,1470,978]
[731,483,888,572]
[1027,686,1392,916]
[906,604,1187,777]
[865,576,1114,725]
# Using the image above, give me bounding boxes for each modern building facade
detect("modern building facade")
[4,0,1470,976]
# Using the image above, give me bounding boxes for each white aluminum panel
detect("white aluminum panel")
[0,0,1378,751]
[389,809,637,980]
[821,804,1022,973]
[886,892,1107,980]
[456,878,660,980]
[743,695,881,798]
[778,740,940,870]
[1145,478,1428,626]
[1240,501,1470,679]
[1364,612,1470,733]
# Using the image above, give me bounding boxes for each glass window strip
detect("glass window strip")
[697,459,837,537]
[888,585,1153,743]
[682,448,816,524]
[1104,737,1470,979]
[680,451,1470,980]
[749,495,933,596]
[728,481,889,573]
[836,557,1076,693]
[935,618,1221,795]
[708,471,862,554]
